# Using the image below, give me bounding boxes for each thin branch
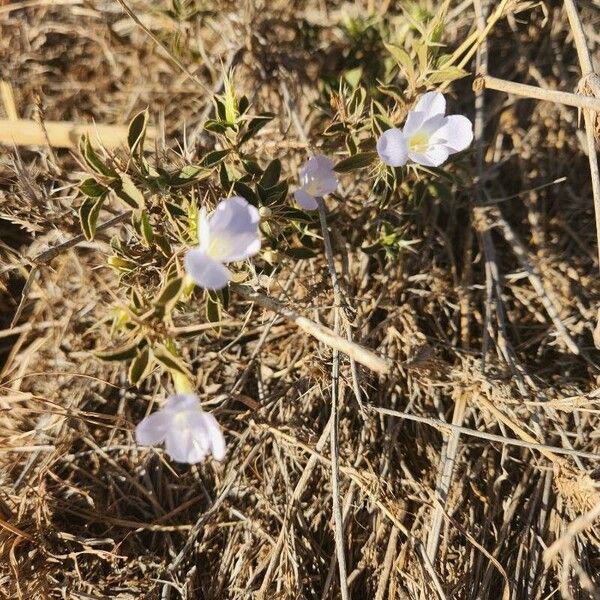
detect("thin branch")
[0,119,157,149]
[230,284,390,374]
[475,75,600,112]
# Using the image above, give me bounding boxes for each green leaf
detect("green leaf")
[113,174,144,209]
[238,95,250,115]
[239,112,275,144]
[205,291,221,323]
[242,159,263,176]
[278,207,316,223]
[153,344,191,377]
[201,149,230,168]
[107,256,137,272]
[96,337,145,362]
[140,209,153,245]
[233,181,258,206]
[283,247,317,259]
[154,234,172,257]
[79,178,107,198]
[334,152,377,172]
[79,134,118,178]
[127,108,149,154]
[153,276,184,313]
[264,181,288,205]
[427,66,469,84]
[130,288,144,310]
[204,119,229,134]
[174,165,210,183]
[260,159,281,188]
[128,346,152,385]
[79,195,105,240]
[384,43,415,81]
[132,209,153,245]
[343,66,363,88]
[222,73,238,124]
[219,163,231,189]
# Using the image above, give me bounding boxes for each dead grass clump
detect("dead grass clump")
[2,1,600,599]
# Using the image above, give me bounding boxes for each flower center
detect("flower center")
[207,236,234,261]
[409,131,430,153]
[304,178,321,196]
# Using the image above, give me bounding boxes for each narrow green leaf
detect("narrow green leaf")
[80,134,118,178]
[128,346,152,384]
[79,195,105,240]
[427,66,469,84]
[264,181,288,205]
[79,178,106,198]
[204,119,229,134]
[96,337,145,362]
[260,159,281,188]
[153,344,192,377]
[113,173,145,209]
[154,276,184,313]
[140,209,153,245]
[239,112,275,144]
[233,181,258,207]
[154,234,172,258]
[127,108,149,154]
[242,159,263,176]
[334,152,377,172]
[384,43,415,81]
[201,149,230,168]
[205,291,221,324]
[284,247,317,259]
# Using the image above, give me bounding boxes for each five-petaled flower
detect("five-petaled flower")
[294,154,338,210]
[184,196,261,290]
[136,393,226,463]
[377,91,473,168]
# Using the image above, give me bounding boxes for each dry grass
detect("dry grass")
[1,1,600,598]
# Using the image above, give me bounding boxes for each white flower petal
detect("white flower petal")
[164,393,199,413]
[299,154,338,197]
[377,128,408,167]
[299,154,335,182]
[318,175,339,196]
[200,412,226,461]
[414,91,446,119]
[403,111,426,137]
[433,114,473,153]
[136,394,226,464]
[207,196,261,262]
[408,144,450,167]
[184,247,231,290]
[294,188,318,210]
[165,428,195,463]
[209,196,259,236]
[198,206,210,252]
[136,412,171,446]
[417,114,448,137]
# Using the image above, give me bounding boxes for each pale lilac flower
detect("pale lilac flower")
[184,196,260,290]
[136,393,226,463]
[377,91,473,168]
[294,154,338,210]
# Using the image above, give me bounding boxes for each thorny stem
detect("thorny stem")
[316,196,349,600]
